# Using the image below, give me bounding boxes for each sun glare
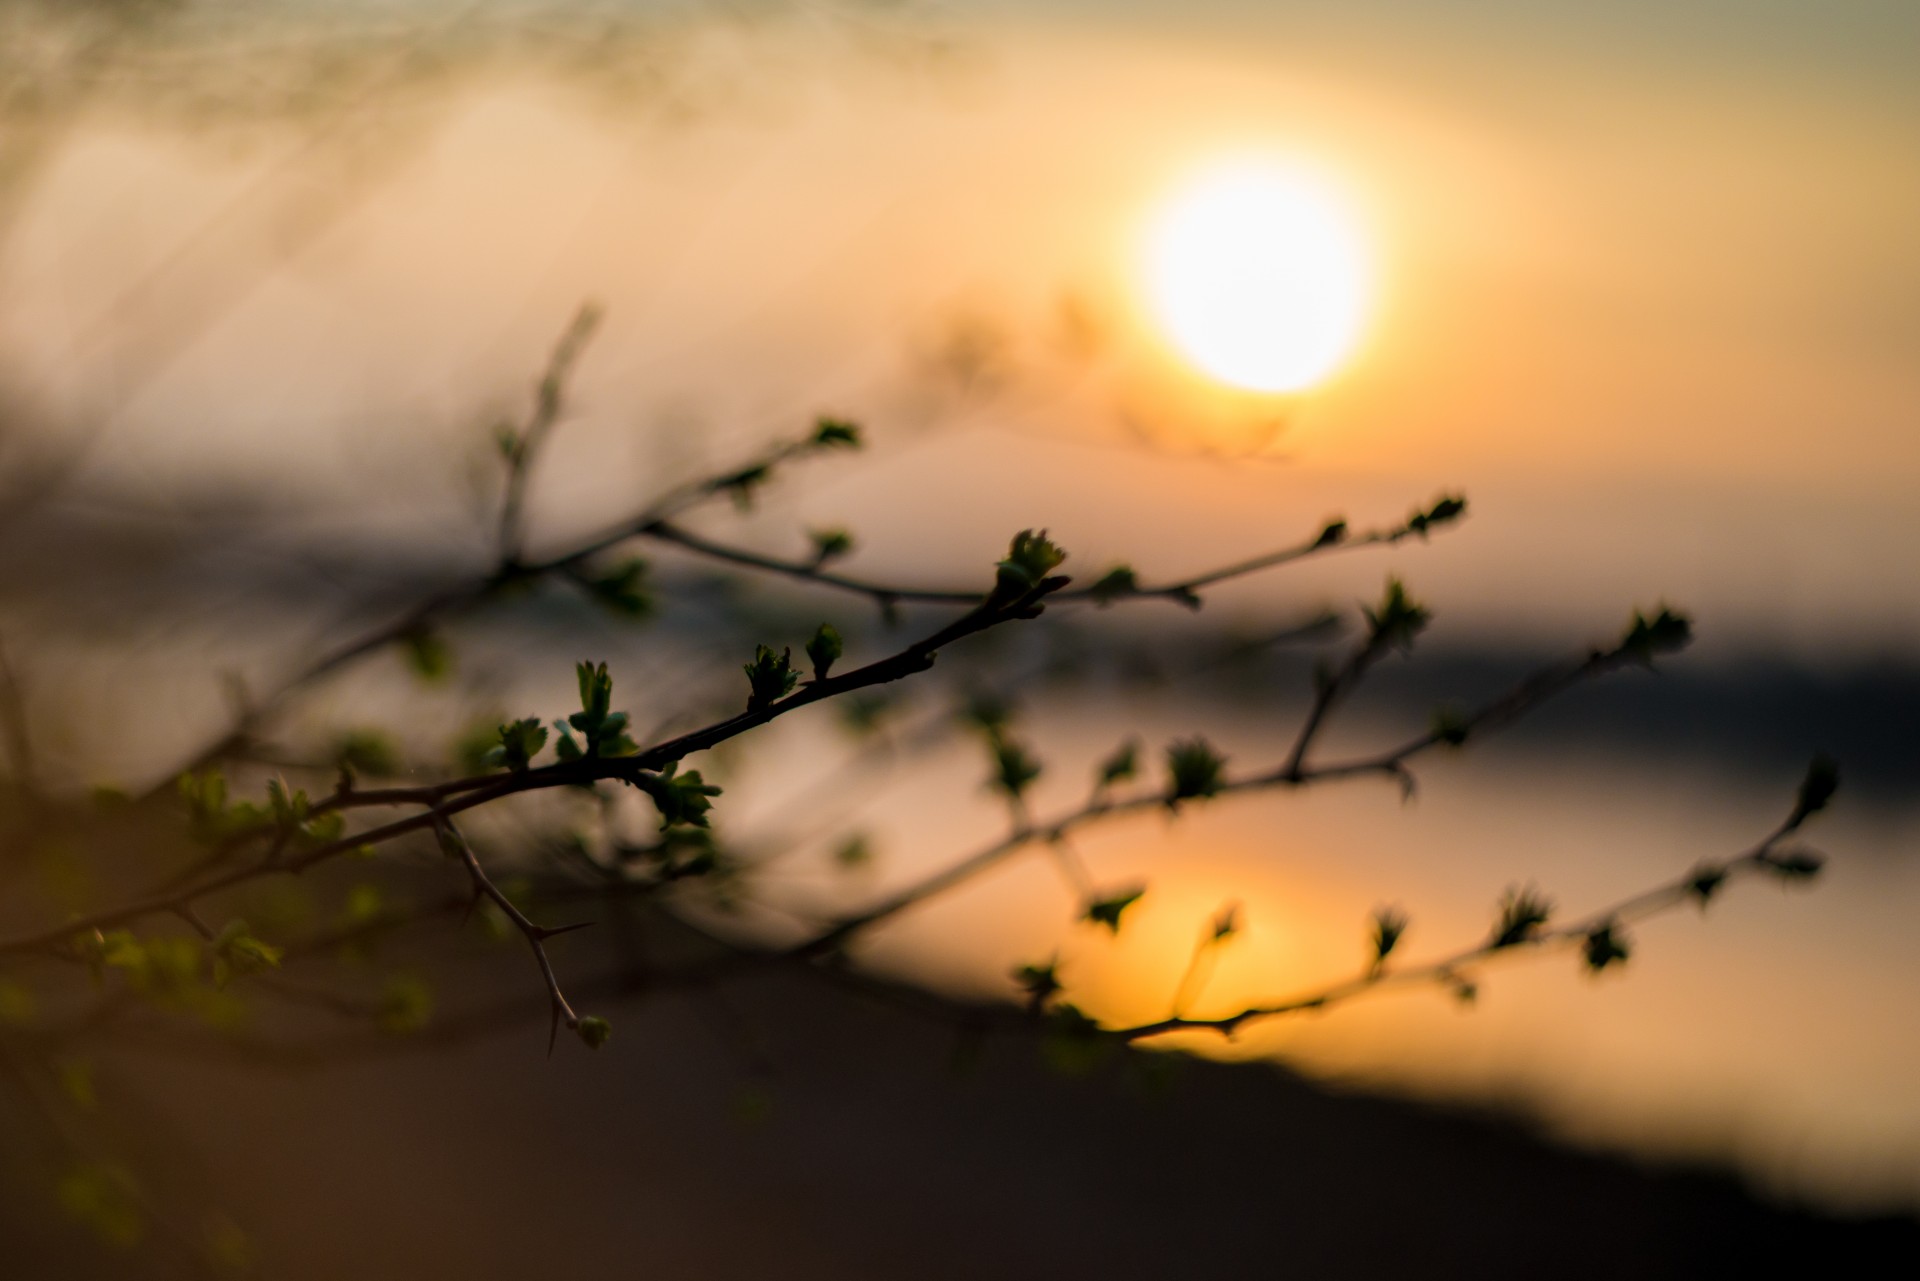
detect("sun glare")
[1144,159,1372,394]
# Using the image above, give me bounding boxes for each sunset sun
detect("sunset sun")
[1145,159,1373,393]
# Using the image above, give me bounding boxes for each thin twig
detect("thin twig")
[1112,800,1820,1041]
[635,503,1459,612]
[0,560,1072,954]
[788,624,1669,959]
[497,303,602,565]
[433,815,593,1054]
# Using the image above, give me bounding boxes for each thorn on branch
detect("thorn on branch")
[433,817,602,1055]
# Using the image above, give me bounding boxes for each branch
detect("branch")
[496,303,603,565]
[0,552,1072,955]
[155,416,863,787]
[790,609,1687,958]
[1111,774,1830,1041]
[635,495,1468,615]
[433,816,602,1054]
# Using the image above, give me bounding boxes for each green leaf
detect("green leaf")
[177,770,232,844]
[1165,737,1225,805]
[1430,706,1470,747]
[567,662,637,756]
[1687,864,1728,906]
[580,557,652,619]
[210,919,283,989]
[993,529,1067,598]
[575,1015,613,1049]
[990,737,1042,799]
[484,717,550,772]
[1096,739,1139,789]
[1489,885,1553,949]
[1365,577,1430,650]
[1012,959,1063,1008]
[1406,493,1468,537]
[451,719,505,775]
[1583,921,1631,972]
[1621,606,1692,658]
[809,527,855,563]
[343,883,385,925]
[1370,905,1409,971]
[1209,903,1241,943]
[805,623,844,681]
[577,660,611,719]
[378,976,433,1034]
[402,628,453,683]
[743,644,799,711]
[1084,885,1146,933]
[266,777,307,829]
[962,691,1013,737]
[718,463,771,511]
[1088,565,1138,605]
[1312,518,1348,549]
[812,417,862,448]
[636,762,723,830]
[1789,753,1839,826]
[333,729,401,778]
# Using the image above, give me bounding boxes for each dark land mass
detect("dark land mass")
[3,912,1914,1280]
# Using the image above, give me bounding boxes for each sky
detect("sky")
[7,0,1916,652]
[1,0,1917,1210]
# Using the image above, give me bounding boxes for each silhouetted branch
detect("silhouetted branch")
[496,302,603,565]
[0,548,1071,955]
[1111,771,1829,1041]
[790,606,1686,958]
[635,496,1465,614]
[433,816,603,1053]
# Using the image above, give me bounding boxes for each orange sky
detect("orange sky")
[2,6,1916,1209]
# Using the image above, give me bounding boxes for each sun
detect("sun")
[1144,158,1373,394]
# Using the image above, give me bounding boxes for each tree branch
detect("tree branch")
[1111,787,1827,1041]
